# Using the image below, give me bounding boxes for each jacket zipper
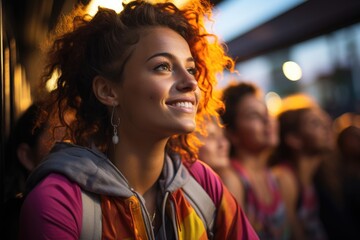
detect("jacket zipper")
[130,188,156,240]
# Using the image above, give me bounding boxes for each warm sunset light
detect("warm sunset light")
[46,70,59,92]
[86,0,191,16]
[280,93,317,113]
[14,64,32,115]
[86,0,124,16]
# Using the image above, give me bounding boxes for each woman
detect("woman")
[271,107,333,240]
[2,102,52,239]
[19,1,257,239]
[220,82,289,239]
[4,103,49,202]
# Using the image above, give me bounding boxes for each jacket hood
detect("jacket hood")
[25,142,191,198]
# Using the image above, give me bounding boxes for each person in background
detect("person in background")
[3,103,47,201]
[197,114,248,207]
[19,1,258,239]
[270,106,333,240]
[1,102,53,238]
[220,81,289,239]
[197,115,231,170]
[334,113,360,237]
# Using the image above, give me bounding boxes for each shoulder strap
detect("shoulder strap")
[80,190,102,240]
[182,175,216,240]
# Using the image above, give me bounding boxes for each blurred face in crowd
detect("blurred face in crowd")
[338,126,360,160]
[297,108,334,155]
[198,119,230,168]
[230,94,278,153]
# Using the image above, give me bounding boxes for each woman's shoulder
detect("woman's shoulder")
[215,165,243,188]
[216,165,246,206]
[270,164,299,206]
[20,173,82,239]
[25,173,82,201]
[271,163,296,182]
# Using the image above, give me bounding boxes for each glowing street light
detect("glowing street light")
[282,61,302,81]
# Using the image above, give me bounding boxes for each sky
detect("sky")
[208,0,306,42]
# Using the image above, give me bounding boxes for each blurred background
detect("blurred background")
[1,0,360,196]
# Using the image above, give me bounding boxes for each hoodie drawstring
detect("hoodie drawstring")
[161,192,169,240]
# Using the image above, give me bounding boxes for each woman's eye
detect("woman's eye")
[187,67,197,76]
[154,63,171,72]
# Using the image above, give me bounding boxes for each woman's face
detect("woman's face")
[198,120,230,168]
[298,108,334,154]
[232,94,278,152]
[116,27,200,139]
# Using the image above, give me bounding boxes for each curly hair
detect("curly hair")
[37,0,234,161]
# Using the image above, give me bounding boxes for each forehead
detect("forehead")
[237,95,266,113]
[133,26,192,57]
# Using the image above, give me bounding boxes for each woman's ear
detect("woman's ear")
[92,76,118,106]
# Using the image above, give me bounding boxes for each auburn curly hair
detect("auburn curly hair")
[37,0,234,161]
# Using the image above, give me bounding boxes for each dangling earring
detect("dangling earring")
[111,104,120,144]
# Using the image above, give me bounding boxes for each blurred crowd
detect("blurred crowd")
[2,80,360,240]
[198,81,360,239]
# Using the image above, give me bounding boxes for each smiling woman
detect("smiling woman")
[18,1,258,239]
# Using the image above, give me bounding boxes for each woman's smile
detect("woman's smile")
[166,96,198,114]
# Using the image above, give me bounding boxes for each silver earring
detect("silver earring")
[111,104,120,144]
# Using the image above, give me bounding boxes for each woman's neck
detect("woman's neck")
[110,136,168,195]
[234,149,274,205]
[296,155,322,187]
[235,149,270,171]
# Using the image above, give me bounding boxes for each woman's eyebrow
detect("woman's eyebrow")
[146,52,195,63]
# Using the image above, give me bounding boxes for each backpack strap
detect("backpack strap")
[182,175,216,240]
[80,190,102,240]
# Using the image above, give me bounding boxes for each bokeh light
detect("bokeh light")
[265,91,282,116]
[282,61,302,81]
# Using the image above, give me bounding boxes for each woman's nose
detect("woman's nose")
[176,70,198,92]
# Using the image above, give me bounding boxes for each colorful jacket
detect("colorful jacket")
[19,143,258,240]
